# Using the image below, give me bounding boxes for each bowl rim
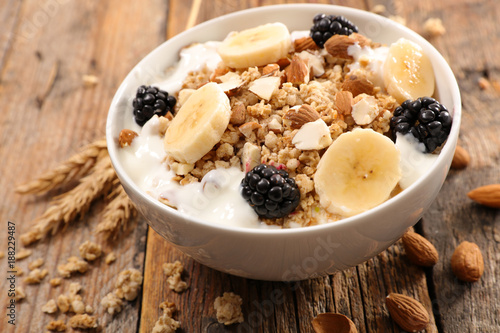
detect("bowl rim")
[106,3,462,236]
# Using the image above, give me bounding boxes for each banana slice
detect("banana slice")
[383,38,435,104]
[314,128,401,217]
[217,23,292,69]
[164,82,230,164]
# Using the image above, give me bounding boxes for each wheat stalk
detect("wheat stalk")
[15,138,107,195]
[20,155,117,246]
[95,185,137,240]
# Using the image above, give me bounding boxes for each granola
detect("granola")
[214,292,244,325]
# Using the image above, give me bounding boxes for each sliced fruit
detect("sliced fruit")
[314,128,401,217]
[217,23,292,69]
[164,82,230,164]
[383,38,435,104]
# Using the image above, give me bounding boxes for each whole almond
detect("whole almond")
[467,184,500,208]
[294,36,319,53]
[284,104,320,129]
[451,241,484,282]
[342,75,374,97]
[451,145,470,169]
[386,293,429,332]
[402,231,439,267]
[312,313,357,333]
[324,35,356,60]
[335,91,353,115]
[285,55,310,85]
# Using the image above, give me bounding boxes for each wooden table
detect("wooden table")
[1,0,499,332]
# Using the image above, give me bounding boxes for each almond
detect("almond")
[350,33,371,48]
[335,91,353,115]
[451,145,470,169]
[294,36,319,53]
[276,57,291,69]
[402,231,439,267]
[451,241,484,282]
[312,313,357,333]
[467,184,500,208]
[238,121,262,138]
[324,35,356,60]
[209,67,229,82]
[118,129,138,148]
[262,63,280,76]
[285,55,310,85]
[284,104,320,129]
[342,75,374,97]
[385,293,429,332]
[230,103,246,125]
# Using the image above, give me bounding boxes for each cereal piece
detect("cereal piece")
[28,258,45,270]
[46,320,67,332]
[371,4,386,14]
[246,101,272,118]
[85,305,94,314]
[57,295,71,313]
[214,292,244,325]
[478,77,491,90]
[68,314,98,329]
[79,241,102,261]
[162,261,188,293]
[152,302,180,333]
[42,299,58,314]
[82,74,99,87]
[295,174,315,197]
[105,252,117,265]
[14,286,26,302]
[68,282,82,296]
[114,268,143,301]
[50,278,62,287]
[57,256,89,278]
[216,143,234,160]
[0,251,5,259]
[423,18,446,37]
[101,292,124,315]
[16,248,32,260]
[25,268,48,284]
[71,299,86,314]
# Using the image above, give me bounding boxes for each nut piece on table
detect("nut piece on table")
[312,313,357,333]
[451,145,470,169]
[451,241,484,282]
[385,293,430,332]
[467,184,500,208]
[401,231,439,267]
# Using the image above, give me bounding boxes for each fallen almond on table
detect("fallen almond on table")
[467,184,500,208]
[451,241,484,282]
[402,231,439,267]
[385,293,429,332]
[312,313,357,333]
[451,145,470,169]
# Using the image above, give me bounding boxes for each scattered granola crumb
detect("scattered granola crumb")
[46,320,67,331]
[16,248,33,260]
[82,74,99,87]
[114,268,143,301]
[57,256,89,278]
[68,314,98,329]
[57,295,71,313]
[152,301,180,333]
[478,77,491,90]
[42,299,58,314]
[28,258,45,270]
[423,17,446,37]
[14,286,26,302]
[68,282,82,296]
[389,15,407,26]
[14,266,24,276]
[79,241,102,261]
[162,261,188,293]
[214,292,244,325]
[71,299,86,314]
[371,4,386,14]
[50,278,62,287]
[105,252,117,265]
[85,305,94,314]
[25,268,49,284]
[101,292,124,315]
[0,251,5,259]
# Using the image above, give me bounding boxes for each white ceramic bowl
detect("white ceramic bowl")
[106,4,461,281]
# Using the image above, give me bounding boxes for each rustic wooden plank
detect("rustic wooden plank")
[0,0,166,331]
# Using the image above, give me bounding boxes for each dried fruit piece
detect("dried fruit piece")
[451,241,484,282]
[401,231,439,267]
[451,145,470,169]
[312,313,357,333]
[386,293,429,332]
[467,184,500,208]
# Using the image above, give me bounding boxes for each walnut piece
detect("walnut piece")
[79,241,102,261]
[119,129,139,148]
[214,292,244,325]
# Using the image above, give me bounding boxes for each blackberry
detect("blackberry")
[310,13,359,48]
[391,97,452,153]
[241,164,300,219]
[132,85,176,126]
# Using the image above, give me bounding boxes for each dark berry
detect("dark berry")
[309,14,359,48]
[390,97,453,153]
[132,85,176,126]
[240,164,301,219]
